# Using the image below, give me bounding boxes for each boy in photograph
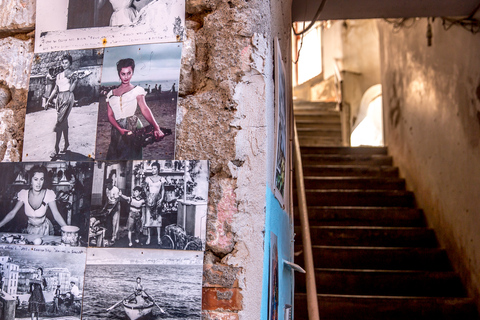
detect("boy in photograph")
[120,186,145,246]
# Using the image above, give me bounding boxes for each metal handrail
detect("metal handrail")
[333,59,343,112]
[294,121,320,320]
[333,59,350,146]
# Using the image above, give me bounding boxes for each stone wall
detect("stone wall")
[0,0,292,318]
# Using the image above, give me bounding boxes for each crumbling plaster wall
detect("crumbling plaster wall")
[379,18,480,310]
[0,0,292,318]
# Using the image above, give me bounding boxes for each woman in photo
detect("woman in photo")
[46,54,77,158]
[109,0,136,26]
[28,267,47,320]
[0,165,67,235]
[105,58,164,160]
[143,162,164,245]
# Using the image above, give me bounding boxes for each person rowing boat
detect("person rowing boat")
[106,277,164,320]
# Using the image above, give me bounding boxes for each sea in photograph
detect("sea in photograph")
[82,264,202,320]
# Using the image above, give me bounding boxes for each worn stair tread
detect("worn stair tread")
[302,165,399,177]
[301,154,393,165]
[300,146,388,155]
[298,177,406,190]
[293,100,338,110]
[295,269,466,297]
[294,246,453,271]
[294,293,479,320]
[295,226,437,247]
[301,190,415,207]
[293,207,425,227]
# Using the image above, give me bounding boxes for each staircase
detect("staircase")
[293,145,480,319]
[294,101,342,147]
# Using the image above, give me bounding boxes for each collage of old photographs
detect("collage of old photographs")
[0,1,207,320]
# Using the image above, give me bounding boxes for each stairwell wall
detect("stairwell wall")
[0,0,294,318]
[378,18,480,311]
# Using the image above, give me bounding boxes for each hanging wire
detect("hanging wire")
[292,0,328,36]
[293,22,305,64]
[383,18,418,33]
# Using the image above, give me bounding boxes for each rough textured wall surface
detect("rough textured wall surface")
[0,0,34,162]
[0,0,292,318]
[379,18,480,310]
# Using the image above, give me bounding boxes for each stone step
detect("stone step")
[296,121,342,130]
[295,269,466,297]
[298,128,342,137]
[294,226,437,247]
[295,114,341,123]
[297,128,342,137]
[299,137,344,147]
[293,207,425,227]
[302,190,415,207]
[300,146,388,155]
[300,154,393,166]
[302,165,399,177]
[293,100,338,111]
[294,246,452,271]
[294,109,341,116]
[296,177,405,190]
[294,294,479,320]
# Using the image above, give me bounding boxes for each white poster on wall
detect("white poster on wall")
[35,0,185,53]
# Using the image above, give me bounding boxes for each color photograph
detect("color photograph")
[23,49,103,162]
[95,43,181,161]
[0,162,94,246]
[35,0,185,53]
[82,248,203,320]
[88,160,208,251]
[0,244,86,320]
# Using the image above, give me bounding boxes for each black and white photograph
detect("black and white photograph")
[88,160,208,251]
[35,0,185,53]
[82,248,203,320]
[23,49,103,162]
[0,161,94,246]
[0,244,86,320]
[274,38,288,208]
[95,43,181,161]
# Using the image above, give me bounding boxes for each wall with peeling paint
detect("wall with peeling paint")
[0,0,294,319]
[379,18,480,310]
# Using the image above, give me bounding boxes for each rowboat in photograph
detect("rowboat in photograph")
[107,290,165,320]
[122,296,155,320]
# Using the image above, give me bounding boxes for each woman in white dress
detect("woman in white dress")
[109,0,136,26]
[106,58,163,160]
[0,166,67,235]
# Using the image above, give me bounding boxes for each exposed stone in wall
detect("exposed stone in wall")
[0,35,33,161]
[0,0,35,35]
[178,1,271,318]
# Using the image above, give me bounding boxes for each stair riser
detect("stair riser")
[302,191,415,207]
[294,295,479,320]
[294,247,452,271]
[293,208,425,227]
[296,178,405,190]
[301,155,393,166]
[295,271,466,297]
[298,130,342,138]
[300,147,388,155]
[297,123,342,130]
[294,227,437,247]
[302,166,399,177]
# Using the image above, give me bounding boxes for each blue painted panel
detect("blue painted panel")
[261,188,294,320]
